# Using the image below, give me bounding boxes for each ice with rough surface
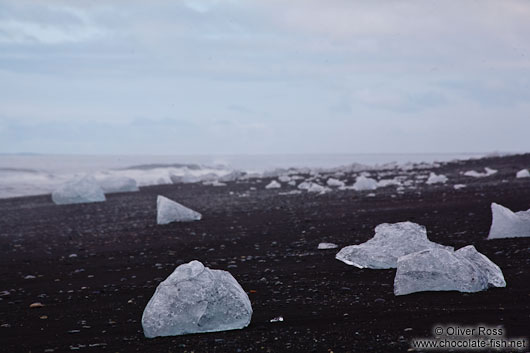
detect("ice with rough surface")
[265,180,281,189]
[352,176,378,191]
[426,172,448,184]
[99,176,139,193]
[464,167,497,178]
[516,169,530,178]
[394,245,505,295]
[488,202,530,239]
[336,222,452,269]
[326,178,345,187]
[157,195,202,224]
[52,175,106,205]
[142,260,252,337]
[318,242,338,250]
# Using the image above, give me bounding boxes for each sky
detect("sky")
[0,0,529,155]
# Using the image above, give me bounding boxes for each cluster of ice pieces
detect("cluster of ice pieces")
[336,222,452,269]
[157,196,202,225]
[142,261,252,337]
[51,176,106,205]
[394,245,506,295]
[488,203,530,239]
[463,167,497,178]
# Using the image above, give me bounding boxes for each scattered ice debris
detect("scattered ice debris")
[516,169,530,178]
[318,242,338,250]
[453,184,466,190]
[352,176,378,191]
[463,167,497,178]
[336,222,452,269]
[488,202,530,239]
[265,181,281,189]
[270,316,284,323]
[326,178,345,187]
[426,172,448,185]
[394,245,505,296]
[377,178,401,187]
[51,175,106,205]
[156,195,202,225]
[98,176,139,193]
[141,260,252,337]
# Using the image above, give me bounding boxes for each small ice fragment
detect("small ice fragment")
[326,178,345,187]
[318,242,338,250]
[24,275,36,279]
[99,176,139,193]
[453,184,466,190]
[516,169,530,178]
[157,195,202,225]
[265,181,281,189]
[270,316,283,323]
[352,176,378,191]
[426,172,448,184]
[52,175,106,205]
[142,260,252,337]
[377,178,401,187]
[336,222,452,269]
[278,175,291,183]
[463,167,497,178]
[69,254,78,258]
[487,202,530,239]
[307,183,328,194]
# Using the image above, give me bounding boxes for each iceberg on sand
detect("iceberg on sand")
[394,245,505,296]
[51,175,106,205]
[336,222,452,269]
[157,195,202,224]
[488,202,530,239]
[352,176,378,191]
[142,260,252,337]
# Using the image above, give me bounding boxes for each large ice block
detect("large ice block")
[142,260,252,337]
[488,202,530,239]
[157,195,202,224]
[51,175,106,205]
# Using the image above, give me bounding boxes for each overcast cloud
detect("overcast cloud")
[1,0,529,154]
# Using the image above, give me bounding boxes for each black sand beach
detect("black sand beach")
[1,154,530,353]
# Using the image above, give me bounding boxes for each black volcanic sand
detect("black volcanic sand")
[1,154,530,353]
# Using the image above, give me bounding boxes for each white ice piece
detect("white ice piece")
[265,180,281,189]
[157,195,202,224]
[99,176,139,194]
[336,222,452,269]
[464,168,497,178]
[142,260,252,337]
[51,175,106,205]
[487,202,530,239]
[326,178,345,187]
[352,176,378,191]
[278,175,291,183]
[318,242,338,250]
[307,183,328,194]
[394,246,505,296]
[516,169,530,178]
[426,172,448,184]
[377,178,401,187]
[453,184,466,190]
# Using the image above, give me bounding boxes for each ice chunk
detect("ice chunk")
[157,195,202,224]
[336,222,452,269]
[426,172,448,184]
[352,176,378,191]
[307,183,329,194]
[265,180,281,189]
[394,245,505,295]
[142,260,252,337]
[278,175,291,183]
[487,202,530,239]
[297,181,311,190]
[464,167,497,178]
[326,178,345,187]
[318,242,338,250]
[394,248,489,295]
[516,169,530,178]
[99,176,139,194]
[51,175,106,205]
[453,184,466,190]
[455,245,506,288]
[377,178,401,187]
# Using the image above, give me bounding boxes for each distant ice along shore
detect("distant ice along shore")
[0,152,502,199]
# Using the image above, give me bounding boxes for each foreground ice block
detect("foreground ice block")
[51,175,106,205]
[142,260,252,337]
[394,246,505,295]
[488,202,530,239]
[336,222,452,269]
[157,195,202,224]
[99,176,139,194]
[516,169,530,178]
[352,176,378,191]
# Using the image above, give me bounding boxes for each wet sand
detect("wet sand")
[1,154,529,352]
